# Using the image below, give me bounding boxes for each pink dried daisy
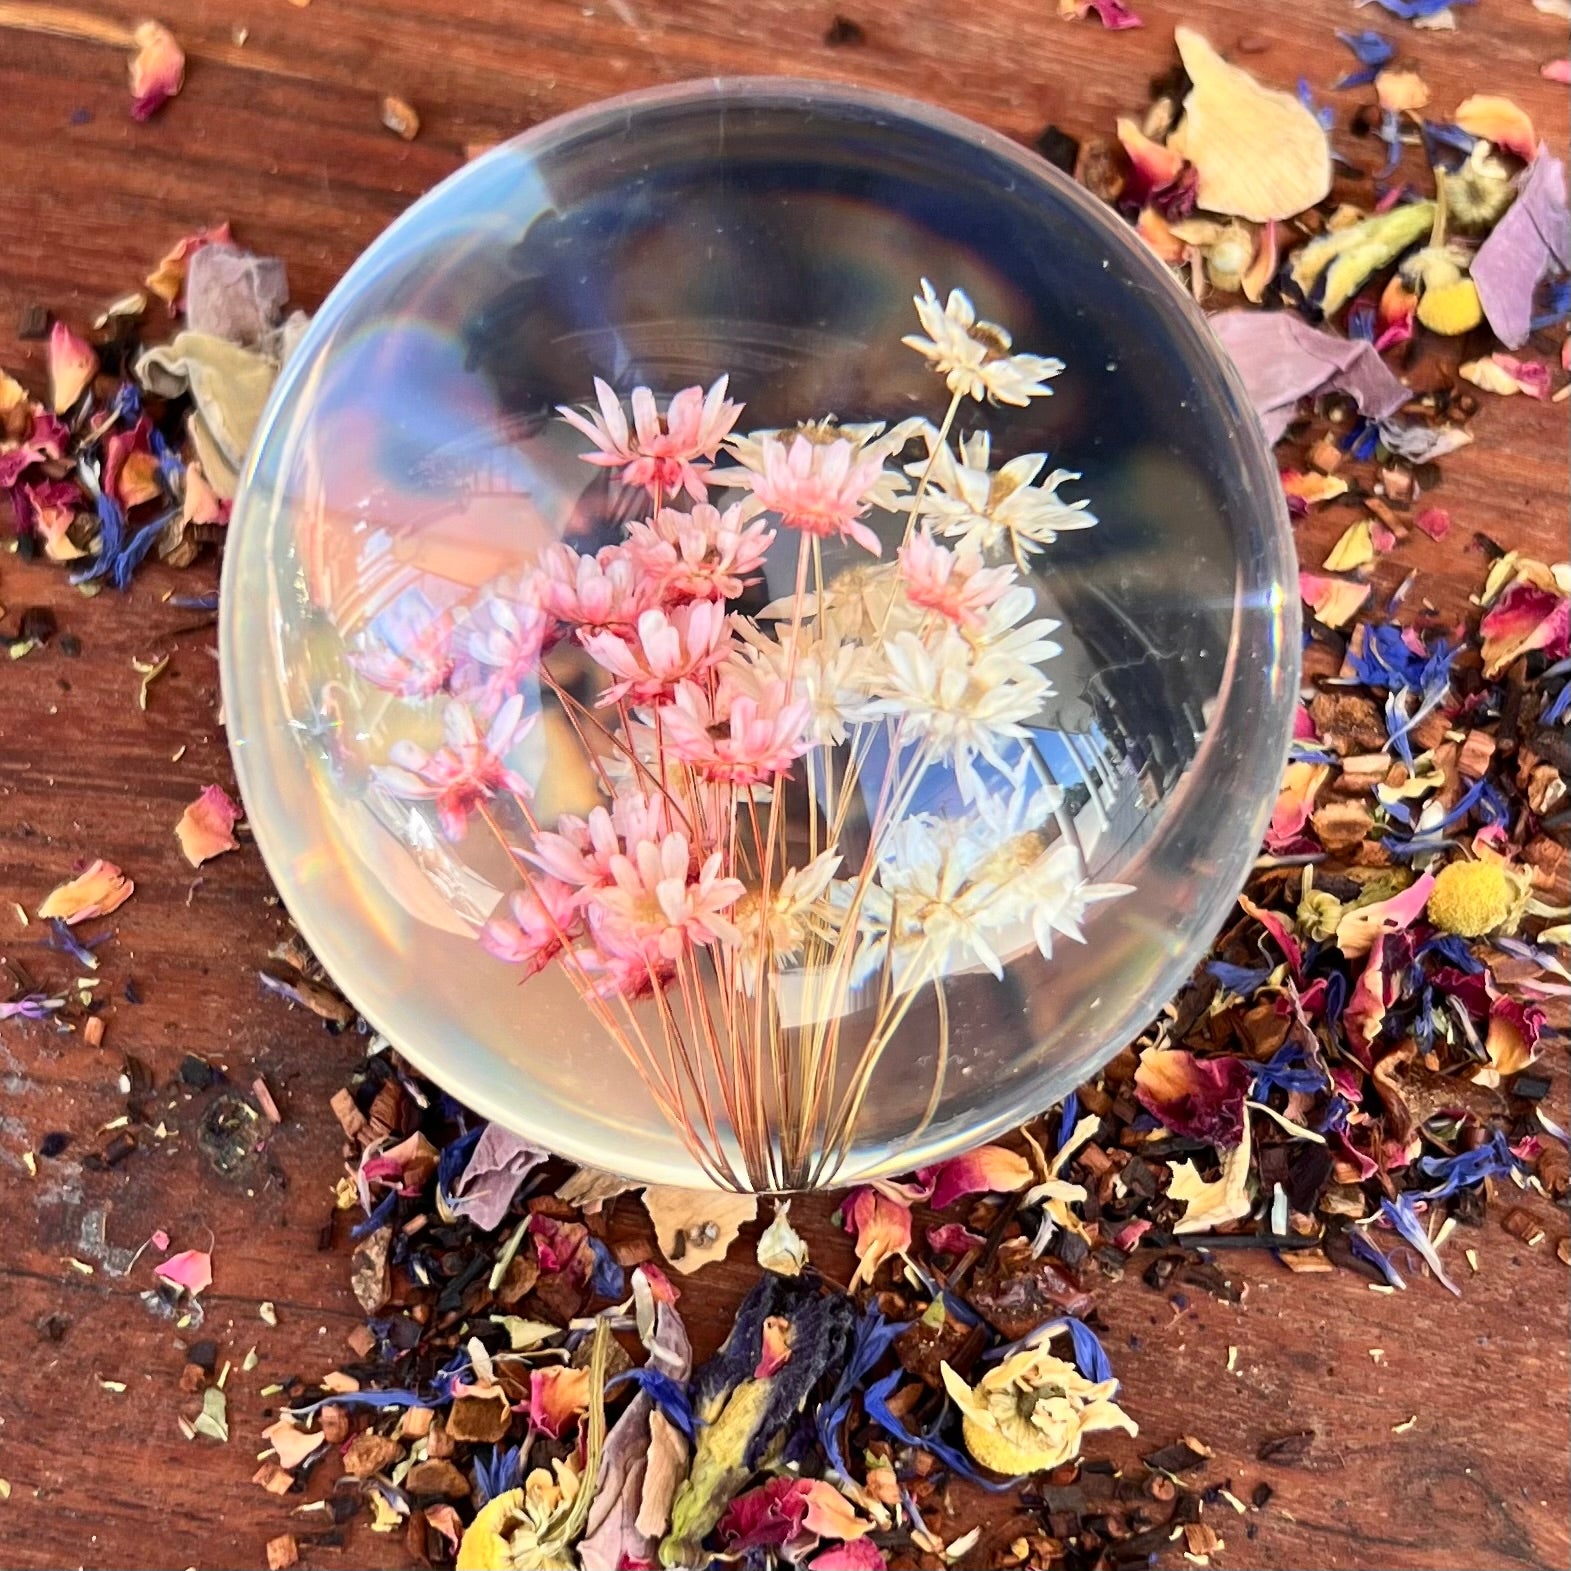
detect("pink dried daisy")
[527,792,674,900]
[581,601,732,705]
[373,694,534,841]
[479,877,581,977]
[558,376,742,503]
[624,502,775,602]
[350,599,455,700]
[743,433,887,556]
[897,528,1015,629]
[453,588,553,716]
[587,830,744,962]
[659,679,813,785]
[529,542,656,637]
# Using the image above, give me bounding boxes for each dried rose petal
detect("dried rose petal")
[809,1541,888,1571]
[527,1365,589,1438]
[1136,206,1186,263]
[925,1143,1033,1209]
[1480,579,1570,677]
[1167,27,1331,221]
[182,460,230,526]
[1460,353,1551,398]
[38,859,134,924]
[176,784,243,866]
[842,1185,911,1290]
[1485,997,1547,1074]
[1116,116,1185,203]
[1134,1047,1253,1145]
[48,321,98,414]
[146,222,234,309]
[1266,760,1330,852]
[1299,571,1371,630]
[753,1314,792,1377]
[1414,506,1451,541]
[926,1221,987,1255]
[155,1247,212,1295]
[128,20,186,122]
[1281,470,1348,507]
[1453,94,1536,163]
[1336,873,1436,959]
[1322,519,1377,572]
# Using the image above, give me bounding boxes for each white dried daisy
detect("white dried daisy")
[906,431,1097,567]
[903,280,1065,406]
[870,626,1053,796]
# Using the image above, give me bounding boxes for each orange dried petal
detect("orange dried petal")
[1452,94,1536,163]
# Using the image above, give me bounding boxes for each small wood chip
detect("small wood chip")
[265,1533,299,1570]
[1457,728,1497,780]
[329,1088,367,1141]
[380,94,421,140]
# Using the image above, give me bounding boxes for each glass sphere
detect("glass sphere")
[221,78,1298,1191]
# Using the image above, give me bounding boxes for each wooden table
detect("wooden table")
[1,2,1567,1567]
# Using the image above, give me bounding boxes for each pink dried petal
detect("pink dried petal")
[810,1543,888,1571]
[528,1213,593,1284]
[1292,702,1319,742]
[155,1248,212,1295]
[925,1144,1033,1209]
[926,1222,987,1256]
[1133,1048,1253,1145]
[1343,936,1393,1055]
[1485,997,1547,1075]
[1480,581,1570,677]
[146,222,234,309]
[1116,117,1186,203]
[719,1476,812,1551]
[263,1417,326,1470]
[38,859,134,924]
[1299,571,1371,630]
[1414,507,1450,541]
[528,1365,589,1438]
[1266,761,1330,852]
[48,321,98,414]
[842,1186,911,1290]
[1336,873,1436,959]
[150,1228,171,1251]
[1238,893,1302,978]
[800,1480,872,1541]
[1543,60,1571,86]
[128,20,186,121]
[753,1314,792,1378]
[176,784,242,867]
[182,460,230,526]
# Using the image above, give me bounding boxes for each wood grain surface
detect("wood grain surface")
[1,2,1568,1568]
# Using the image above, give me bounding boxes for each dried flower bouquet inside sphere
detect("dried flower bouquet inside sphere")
[362,284,1128,1190]
[222,80,1298,1191]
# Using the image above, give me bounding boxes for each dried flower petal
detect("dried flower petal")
[1167,1114,1253,1234]
[843,1186,912,1290]
[48,322,98,414]
[528,1365,589,1438]
[176,784,242,867]
[1336,873,1435,958]
[156,1248,212,1295]
[926,1143,1033,1208]
[1472,153,1571,348]
[38,859,133,924]
[146,222,235,309]
[1211,312,1409,443]
[1479,579,1570,676]
[128,21,186,121]
[1134,1048,1253,1145]
[1459,353,1551,398]
[1452,94,1536,163]
[1376,67,1430,113]
[1299,571,1372,630]
[755,1201,809,1276]
[1167,28,1331,221]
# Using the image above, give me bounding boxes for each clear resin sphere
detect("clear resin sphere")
[222,78,1298,1191]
